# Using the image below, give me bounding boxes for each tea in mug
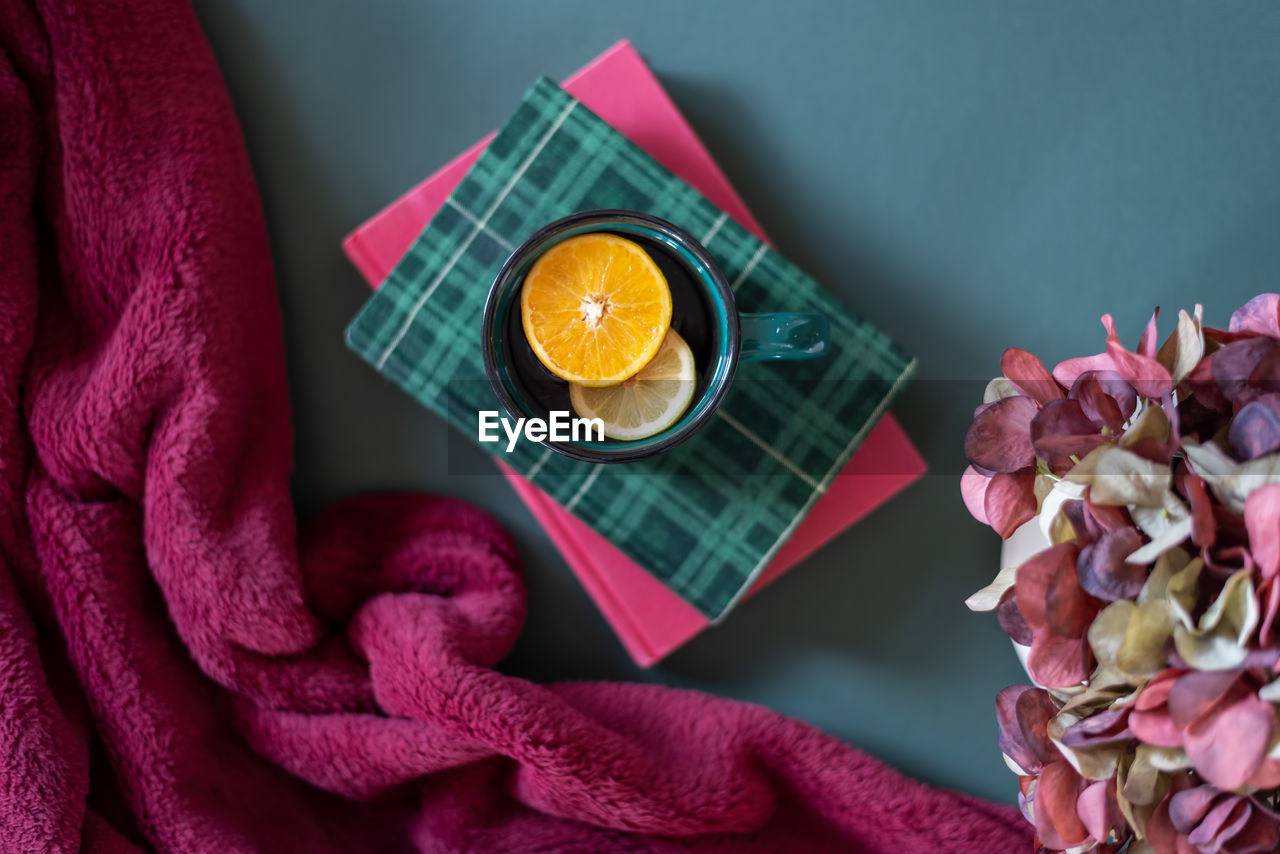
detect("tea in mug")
[515,232,712,440]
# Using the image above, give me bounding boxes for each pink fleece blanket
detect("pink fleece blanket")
[0,1,1031,851]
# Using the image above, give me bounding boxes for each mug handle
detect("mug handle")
[739,313,829,361]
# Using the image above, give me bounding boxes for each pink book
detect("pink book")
[343,40,927,666]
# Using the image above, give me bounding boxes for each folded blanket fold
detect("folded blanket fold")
[0,0,1030,851]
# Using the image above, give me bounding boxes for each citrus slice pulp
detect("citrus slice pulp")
[520,233,672,387]
[569,329,697,441]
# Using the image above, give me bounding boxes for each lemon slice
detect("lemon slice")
[521,233,672,387]
[569,330,697,441]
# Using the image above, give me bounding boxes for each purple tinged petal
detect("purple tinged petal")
[1224,800,1280,854]
[1031,399,1109,460]
[996,685,1058,774]
[965,395,1039,473]
[997,587,1034,646]
[1248,347,1280,396]
[1213,338,1278,403]
[1061,706,1132,748]
[1070,370,1138,430]
[1229,293,1280,338]
[1169,785,1224,834]
[1076,527,1147,602]
[1231,396,1280,460]
[1186,797,1250,853]
[1167,671,1243,730]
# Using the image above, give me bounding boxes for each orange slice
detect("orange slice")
[520,233,673,387]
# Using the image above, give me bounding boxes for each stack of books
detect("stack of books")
[343,40,926,666]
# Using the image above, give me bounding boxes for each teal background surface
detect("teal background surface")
[191,0,1280,803]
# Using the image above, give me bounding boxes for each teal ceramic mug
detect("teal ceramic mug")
[481,210,828,462]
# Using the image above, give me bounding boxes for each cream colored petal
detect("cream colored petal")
[1260,678,1280,704]
[1066,446,1172,507]
[1088,601,1136,670]
[1165,558,1203,629]
[965,564,1019,612]
[1054,737,1122,781]
[1126,516,1193,565]
[1185,441,1280,514]
[1120,404,1171,451]
[983,376,1021,403]
[1156,307,1205,386]
[1123,745,1167,807]
[1117,600,1177,679]
[1144,746,1191,773]
[1038,478,1086,543]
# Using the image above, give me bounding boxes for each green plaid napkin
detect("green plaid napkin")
[346,78,915,620]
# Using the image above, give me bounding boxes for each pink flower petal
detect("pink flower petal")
[1101,313,1174,400]
[1036,761,1090,847]
[1129,707,1183,748]
[960,465,991,525]
[1053,352,1115,389]
[984,468,1038,539]
[1229,293,1280,338]
[1245,484,1280,579]
[1260,576,1280,648]
[1015,544,1078,630]
[1130,671,1184,748]
[1138,308,1162,359]
[1046,551,1095,638]
[1002,347,1066,405]
[1183,694,1277,791]
[1076,780,1120,845]
[1134,669,1181,709]
[965,394,1039,473]
[1183,470,1217,548]
[1027,633,1090,688]
[1247,757,1280,791]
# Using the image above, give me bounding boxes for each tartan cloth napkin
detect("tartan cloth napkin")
[346,78,915,619]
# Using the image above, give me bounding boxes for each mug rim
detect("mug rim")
[481,209,741,463]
